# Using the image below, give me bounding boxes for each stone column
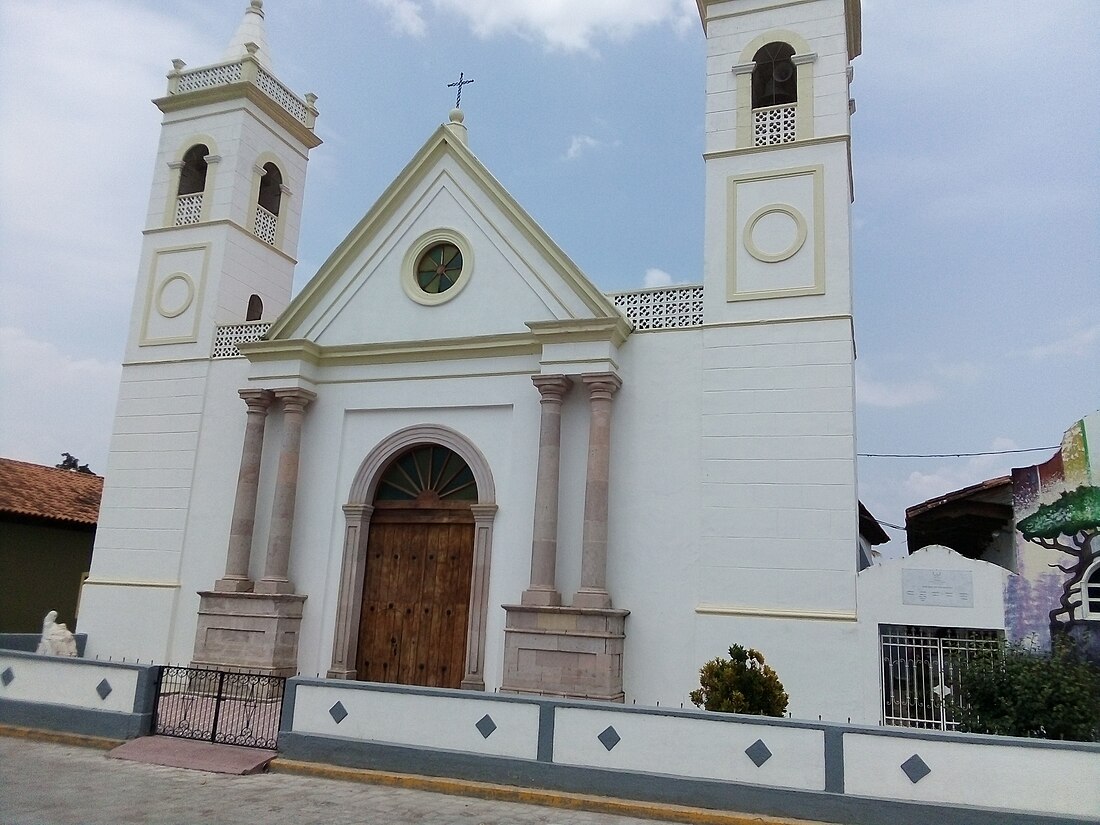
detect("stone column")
[216,389,274,592]
[522,375,572,607]
[256,388,316,595]
[461,503,499,690]
[327,503,373,679]
[573,373,622,609]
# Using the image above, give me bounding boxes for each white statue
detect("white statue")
[36,611,78,657]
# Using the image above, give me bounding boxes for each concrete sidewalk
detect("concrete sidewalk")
[0,734,807,825]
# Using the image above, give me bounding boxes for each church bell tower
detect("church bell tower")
[126,0,320,360]
[78,1,321,664]
[694,0,863,639]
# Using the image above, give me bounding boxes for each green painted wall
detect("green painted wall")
[0,519,94,633]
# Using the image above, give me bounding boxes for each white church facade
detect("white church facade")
[76,0,956,724]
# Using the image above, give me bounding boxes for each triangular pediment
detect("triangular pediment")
[265,124,624,353]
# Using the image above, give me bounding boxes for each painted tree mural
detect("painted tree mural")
[1017,485,1100,628]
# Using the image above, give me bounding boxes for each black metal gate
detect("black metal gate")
[153,666,285,749]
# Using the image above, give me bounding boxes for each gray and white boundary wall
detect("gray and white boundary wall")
[0,650,156,740]
[1,654,1096,824]
[281,677,1100,825]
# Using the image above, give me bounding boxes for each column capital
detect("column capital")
[273,387,317,413]
[470,503,498,522]
[532,374,572,402]
[342,503,374,523]
[581,372,622,399]
[238,388,274,412]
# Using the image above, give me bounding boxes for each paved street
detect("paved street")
[0,736,751,825]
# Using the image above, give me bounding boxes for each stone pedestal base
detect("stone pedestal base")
[501,604,628,702]
[191,591,306,678]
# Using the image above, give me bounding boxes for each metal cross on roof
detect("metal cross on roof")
[447,72,474,109]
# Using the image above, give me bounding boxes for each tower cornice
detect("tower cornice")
[696,0,861,60]
[155,82,322,150]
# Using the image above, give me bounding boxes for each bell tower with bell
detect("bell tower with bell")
[79,0,321,665]
[694,0,864,638]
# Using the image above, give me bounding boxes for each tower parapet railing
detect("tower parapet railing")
[174,193,203,226]
[752,102,797,146]
[253,205,278,245]
[213,321,271,359]
[609,284,703,331]
[166,43,317,128]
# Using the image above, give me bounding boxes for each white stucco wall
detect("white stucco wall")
[853,545,1012,725]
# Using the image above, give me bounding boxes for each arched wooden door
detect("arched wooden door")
[356,444,477,688]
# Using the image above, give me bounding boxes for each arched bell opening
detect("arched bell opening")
[752,42,797,108]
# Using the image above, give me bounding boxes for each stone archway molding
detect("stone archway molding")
[327,424,497,690]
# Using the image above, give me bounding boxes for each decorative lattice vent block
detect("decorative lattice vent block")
[753,103,797,146]
[610,284,703,331]
[212,322,271,359]
[177,62,242,92]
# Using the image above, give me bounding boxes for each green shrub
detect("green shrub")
[689,644,789,716]
[946,640,1100,741]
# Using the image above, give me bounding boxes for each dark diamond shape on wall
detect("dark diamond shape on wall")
[1,667,13,687]
[745,738,772,767]
[95,679,113,700]
[329,701,348,724]
[475,714,497,739]
[597,725,621,751]
[901,754,931,784]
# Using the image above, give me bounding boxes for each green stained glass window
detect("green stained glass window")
[375,444,478,502]
[416,243,463,294]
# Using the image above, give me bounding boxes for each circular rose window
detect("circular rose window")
[416,243,463,294]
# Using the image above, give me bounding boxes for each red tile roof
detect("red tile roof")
[0,458,103,525]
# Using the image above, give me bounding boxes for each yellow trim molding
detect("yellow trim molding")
[696,604,857,622]
[726,165,825,302]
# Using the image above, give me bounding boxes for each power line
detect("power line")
[875,519,906,531]
[858,446,1058,459]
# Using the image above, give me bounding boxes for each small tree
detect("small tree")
[946,640,1100,741]
[689,644,789,716]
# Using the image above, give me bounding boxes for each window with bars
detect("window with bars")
[880,624,1002,730]
[1085,564,1100,618]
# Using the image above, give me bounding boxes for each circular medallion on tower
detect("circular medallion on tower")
[743,204,807,263]
[156,272,196,318]
[402,229,473,305]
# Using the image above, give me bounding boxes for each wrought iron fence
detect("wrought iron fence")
[880,624,1001,731]
[153,665,285,749]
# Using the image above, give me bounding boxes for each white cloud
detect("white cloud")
[564,134,603,160]
[855,368,939,408]
[371,0,427,37]
[0,2,206,347]
[433,0,696,52]
[0,328,121,472]
[642,267,684,288]
[1027,321,1100,362]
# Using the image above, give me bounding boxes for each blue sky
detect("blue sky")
[1,0,1097,551]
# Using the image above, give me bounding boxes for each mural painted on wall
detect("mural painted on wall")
[1007,413,1099,657]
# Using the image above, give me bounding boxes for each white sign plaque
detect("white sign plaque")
[902,569,974,608]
